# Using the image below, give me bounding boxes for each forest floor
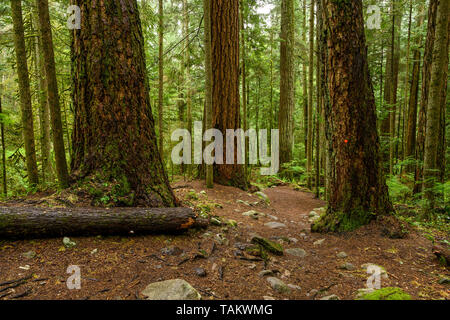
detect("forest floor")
[0,180,448,300]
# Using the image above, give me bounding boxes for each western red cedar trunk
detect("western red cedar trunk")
[312,0,393,233]
[36,0,70,188]
[306,0,314,189]
[71,0,176,207]
[314,0,322,198]
[279,0,295,165]
[10,0,40,186]
[210,0,247,190]
[158,0,164,159]
[423,0,449,216]
[204,0,213,188]
[415,0,438,193]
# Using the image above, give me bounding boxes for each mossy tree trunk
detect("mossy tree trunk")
[204,0,213,188]
[210,0,247,190]
[10,0,40,186]
[36,0,70,188]
[71,0,176,207]
[312,0,394,233]
[306,0,314,189]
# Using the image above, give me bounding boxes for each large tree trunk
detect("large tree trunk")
[36,0,70,188]
[71,0,176,207]
[0,206,201,240]
[302,0,308,160]
[210,0,247,190]
[279,0,295,165]
[10,0,40,186]
[312,0,394,233]
[423,0,449,216]
[158,0,164,159]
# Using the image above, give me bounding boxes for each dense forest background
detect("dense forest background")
[0,0,448,228]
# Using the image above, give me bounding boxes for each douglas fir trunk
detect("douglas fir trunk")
[71,0,176,207]
[312,0,394,233]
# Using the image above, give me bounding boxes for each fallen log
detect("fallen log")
[0,206,203,239]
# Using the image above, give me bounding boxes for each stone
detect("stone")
[285,248,307,258]
[263,296,276,300]
[255,191,270,203]
[287,284,301,291]
[361,263,388,279]
[90,249,98,255]
[268,215,279,221]
[339,263,355,271]
[320,294,340,300]
[313,239,325,246]
[307,289,318,297]
[210,217,222,226]
[161,246,183,256]
[264,222,287,229]
[194,267,207,277]
[266,277,290,294]
[141,279,201,300]
[62,237,76,248]
[258,270,274,277]
[309,211,318,218]
[22,251,36,259]
[251,236,284,255]
[227,219,238,227]
[288,237,298,244]
[438,277,450,285]
[242,210,262,219]
[336,252,348,259]
[236,200,250,206]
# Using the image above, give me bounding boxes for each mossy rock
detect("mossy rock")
[251,236,283,255]
[357,287,411,300]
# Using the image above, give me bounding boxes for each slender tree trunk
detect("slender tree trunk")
[71,0,176,207]
[302,0,308,160]
[314,0,322,198]
[36,0,69,188]
[204,0,213,188]
[32,5,52,184]
[158,0,164,159]
[183,0,192,177]
[279,0,295,165]
[10,0,39,186]
[415,0,438,193]
[312,0,393,233]
[240,3,249,177]
[405,6,424,172]
[423,0,449,216]
[0,93,6,197]
[307,0,314,189]
[210,0,246,189]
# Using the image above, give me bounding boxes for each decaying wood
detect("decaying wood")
[0,206,203,239]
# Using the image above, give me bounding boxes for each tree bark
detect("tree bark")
[36,0,70,188]
[415,0,438,193]
[306,0,315,189]
[71,0,176,207]
[210,0,247,189]
[204,0,213,188]
[423,0,449,216]
[10,0,39,186]
[0,206,200,240]
[158,0,164,159]
[312,0,394,233]
[302,0,308,160]
[0,93,6,196]
[279,0,295,165]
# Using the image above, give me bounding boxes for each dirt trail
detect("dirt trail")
[0,181,448,300]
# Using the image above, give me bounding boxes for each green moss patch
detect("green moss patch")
[358,287,411,300]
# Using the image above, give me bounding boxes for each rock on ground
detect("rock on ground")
[266,277,290,294]
[141,279,202,300]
